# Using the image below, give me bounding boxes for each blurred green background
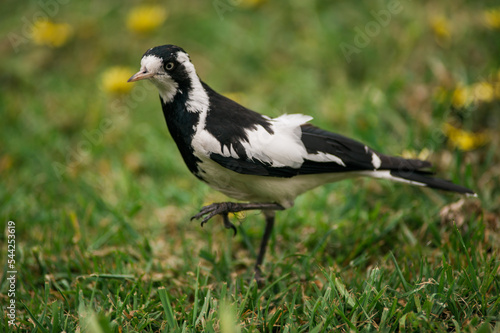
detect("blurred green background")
[1,0,499,331]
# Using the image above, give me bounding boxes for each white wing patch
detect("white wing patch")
[239,114,345,168]
[240,114,311,168]
[371,152,382,169]
[307,152,346,166]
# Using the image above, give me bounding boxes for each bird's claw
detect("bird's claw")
[191,203,238,236]
[222,214,237,237]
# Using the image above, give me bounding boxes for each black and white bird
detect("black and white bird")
[128,44,475,280]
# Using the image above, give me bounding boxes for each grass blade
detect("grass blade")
[158,287,179,330]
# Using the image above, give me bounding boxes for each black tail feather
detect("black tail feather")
[390,169,476,196]
[380,154,432,170]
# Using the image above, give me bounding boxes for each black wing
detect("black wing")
[209,123,430,178]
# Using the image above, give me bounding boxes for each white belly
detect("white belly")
[196,155,357,208]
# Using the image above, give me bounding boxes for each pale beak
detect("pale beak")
[127,70,155,82]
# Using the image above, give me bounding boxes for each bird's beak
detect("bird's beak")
[127,70,155,82]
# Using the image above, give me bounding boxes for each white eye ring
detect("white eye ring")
[165,62,174,70]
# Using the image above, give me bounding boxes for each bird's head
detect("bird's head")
[128,44,203,105]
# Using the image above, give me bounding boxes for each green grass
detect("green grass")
[1,0,500,331]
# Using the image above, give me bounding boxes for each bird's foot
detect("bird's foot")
[191,202,284,238]
[190,202,238,236]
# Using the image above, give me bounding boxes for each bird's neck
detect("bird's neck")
[159,78,210,134]
[159,84,207,178]
[160,88,199,132]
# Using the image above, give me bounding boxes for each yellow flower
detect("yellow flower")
[472,82,494,103]
[101,67,135,95]
[31,19,72,47]
[451,86,472,109]
[127,5,168,34]
[442,123,489,151]
[430,16,450,40]
[484,8,500,29]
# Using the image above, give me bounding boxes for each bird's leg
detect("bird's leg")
[254,211,275,283]
[191,202,284,282]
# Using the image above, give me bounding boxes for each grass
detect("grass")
[1,0,500,331]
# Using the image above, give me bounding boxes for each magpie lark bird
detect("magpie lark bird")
[128,44,476,280]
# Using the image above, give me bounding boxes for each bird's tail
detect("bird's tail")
[364,155,477,196]
[389,169,476,196]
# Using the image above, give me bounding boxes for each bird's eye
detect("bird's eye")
[165,62,174,70]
